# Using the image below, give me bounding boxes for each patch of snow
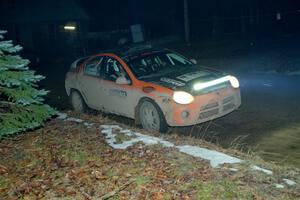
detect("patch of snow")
[83,122,94,128]
[283,178,297,186]
[286,70,300,76]
[100,125,174,150]
[262,83,272,87]
[275,184,285,189]
[229,168,239,172]
[65,117,83,123]
[120,129,135,136]
[250,165,273,175]
[101,125,244,168]
[56,118,278,176]
[56,112,84,123]
[101,125,121,130]
[56,112,68,120]
[134,132,174,147]
[177,145,243,168]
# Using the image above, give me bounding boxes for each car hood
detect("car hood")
[140,66,228,93]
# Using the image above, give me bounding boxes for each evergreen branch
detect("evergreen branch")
[0,100,15,106]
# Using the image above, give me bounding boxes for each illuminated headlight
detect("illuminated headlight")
[229,76,239,88]
[173,91,194,104]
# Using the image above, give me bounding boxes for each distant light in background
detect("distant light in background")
[64,25,76,30]
[276,13,281,20]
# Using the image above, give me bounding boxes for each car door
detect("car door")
[78,56,104,109]
[99,57,139,118]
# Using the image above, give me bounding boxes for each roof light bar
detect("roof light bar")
[193,75,239,90]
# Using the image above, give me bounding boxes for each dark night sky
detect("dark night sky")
[2,0,300,37]
[78,0,300,38]
[1,0,300,56]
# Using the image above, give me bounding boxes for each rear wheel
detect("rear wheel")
[139,100,168,133]
[70,90,86,113]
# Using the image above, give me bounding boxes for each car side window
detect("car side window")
[101,57,130,82]
[84,56,103,76]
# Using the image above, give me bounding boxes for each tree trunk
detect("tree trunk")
[183,0,190,44]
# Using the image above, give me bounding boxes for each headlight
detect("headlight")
[229,76,239,88]
[173,91,194,104]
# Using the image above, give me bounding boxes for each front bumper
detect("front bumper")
[163,87,241,126]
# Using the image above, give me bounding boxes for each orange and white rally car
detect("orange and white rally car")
[65,46,241,132]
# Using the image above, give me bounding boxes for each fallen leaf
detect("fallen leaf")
[151,191,164,200]
[0,164,8,175]
[253,193,264,200]
[92,170,107,180]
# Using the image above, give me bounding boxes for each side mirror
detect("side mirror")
[190,58,197,64]
[116,76,131,85]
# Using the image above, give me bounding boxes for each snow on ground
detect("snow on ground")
[65,117,83,123]
[251,165,273,175]
[177,145,242,168]
[275,184,285,189]
[57,112,68,120]
[83,122,94,128]
[99,125,276,174]
[99,124,280,175]
[56,113,298,187]
[100,124,242,168]
[286,70,300,76]
[57,112,91,125]
[229,168,239,172]
[274,179,298,189]
[100,125,174,149]
[283,178,297,186]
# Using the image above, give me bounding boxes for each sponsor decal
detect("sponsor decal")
[177,71,210,82]
[109,89,127,97]
[160,77,185,87]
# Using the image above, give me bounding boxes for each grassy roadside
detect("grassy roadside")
[0,113,299,199]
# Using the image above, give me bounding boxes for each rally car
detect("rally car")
[65,46,241,132]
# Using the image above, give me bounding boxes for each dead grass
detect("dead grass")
[0,113,299,199]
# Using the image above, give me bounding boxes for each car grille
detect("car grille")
[199,95,236,120]
[223,102,235,112]
[199,108,219,120]
[222,95,235,112]
[201,102,219,110]
[222,95,234,104]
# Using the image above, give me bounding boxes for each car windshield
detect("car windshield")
[125,51,194,79]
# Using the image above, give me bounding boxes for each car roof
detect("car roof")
[97,44,168,59]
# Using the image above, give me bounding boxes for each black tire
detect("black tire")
[139,99,168,133]
[70,90,87,113]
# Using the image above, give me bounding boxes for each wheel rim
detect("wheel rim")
[71,92,83,112]
[140,101,160,131]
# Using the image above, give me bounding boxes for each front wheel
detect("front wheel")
[139,100,168,133]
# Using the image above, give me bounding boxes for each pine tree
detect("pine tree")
[0,30,55,137]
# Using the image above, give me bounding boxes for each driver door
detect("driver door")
[99,57,138,118]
